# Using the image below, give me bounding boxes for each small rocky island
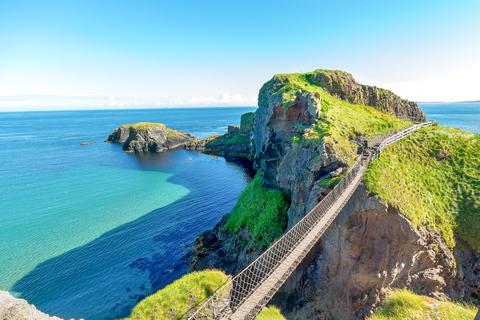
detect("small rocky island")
[106,122,196,153]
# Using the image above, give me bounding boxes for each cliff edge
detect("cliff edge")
[190,69,479,318]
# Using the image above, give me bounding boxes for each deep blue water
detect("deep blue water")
[0,107,256,320]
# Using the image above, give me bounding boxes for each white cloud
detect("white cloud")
[107,96,117,106]
[380,63,480,102]
[163,93,256,106]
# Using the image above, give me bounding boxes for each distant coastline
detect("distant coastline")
[417,100,480,104]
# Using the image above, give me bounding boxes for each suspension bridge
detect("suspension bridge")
[185,120,438,320]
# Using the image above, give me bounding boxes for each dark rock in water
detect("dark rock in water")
[106,122,197,153]
[80,142,88,145]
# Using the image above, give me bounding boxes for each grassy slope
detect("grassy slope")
[126,270,228,320]
[130,122,166,130]
[255,306,287,320]
[368,289,477,320]
[221,172,289,247]
[266,71,412,166]
[364,126,480,250]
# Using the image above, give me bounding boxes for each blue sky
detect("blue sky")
[0,0,479,111]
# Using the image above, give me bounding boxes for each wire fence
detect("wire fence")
[184,120,437,320]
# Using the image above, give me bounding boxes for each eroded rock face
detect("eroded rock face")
[269,185,469,319]
[106,123,196,153]
[0,291,67,320]
[312,70,427,122]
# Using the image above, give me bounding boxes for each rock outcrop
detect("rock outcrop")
[106,122,196,153]
[0,291,67,320]
[190,70,477,318]
[310,70,426,122]
[185,112,255,159]
[269,184,478,319]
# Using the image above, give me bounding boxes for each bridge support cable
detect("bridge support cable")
[185,120,437,320]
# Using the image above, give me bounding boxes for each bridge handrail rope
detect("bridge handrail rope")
[185,120,437,320]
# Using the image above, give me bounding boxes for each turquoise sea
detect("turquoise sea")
[0,102,478,320]
[0,107,256,319]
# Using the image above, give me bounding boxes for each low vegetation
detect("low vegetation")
[264,71,411,166]
[368,289,477,320]
[364,126,480,250]
[125,270,228,320]
[222,172,290,247]
[227,134,250,145]
[130,122,166,130]
[255,306,287,320]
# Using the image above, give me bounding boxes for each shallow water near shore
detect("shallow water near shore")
[0,107,256,319]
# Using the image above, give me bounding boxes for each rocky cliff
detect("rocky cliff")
[106,122,196,153]
[190,70,478,318]
[185,112,255,159]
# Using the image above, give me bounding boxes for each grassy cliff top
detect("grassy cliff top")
[262,71,412,165]
[364,126,480,250]
[125,270,228,320]
[130,122,167,130]
[368,289,477,320]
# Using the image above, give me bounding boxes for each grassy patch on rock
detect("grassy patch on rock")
[264,71,411,165]
[368,289,477,320]
[222,172,289,247]
[131,122,167,130]
[126,270,228,320]
[255,306,286,320]
[364,126,480,250]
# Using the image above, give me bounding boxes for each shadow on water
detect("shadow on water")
[12,150,254,320]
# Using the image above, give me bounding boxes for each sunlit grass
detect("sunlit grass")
[255,306,287,320]
[126,270,228,320]
[222,171,290,247]
[364,126,480,249]
[368,289,477,320]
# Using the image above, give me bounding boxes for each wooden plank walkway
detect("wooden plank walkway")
[230,156,369,320]
[187,120,438,320]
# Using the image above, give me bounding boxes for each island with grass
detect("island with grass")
[114,70,479,319]
[106,122,197,153]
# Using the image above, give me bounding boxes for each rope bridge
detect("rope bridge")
[184,120,438,320]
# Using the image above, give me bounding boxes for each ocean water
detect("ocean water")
[0,107,256,319]
[420,102,480,134]
[1,103,478,320]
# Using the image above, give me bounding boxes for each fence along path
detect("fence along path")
[186,120,438,320]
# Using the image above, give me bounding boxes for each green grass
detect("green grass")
[317,171,347,188]
[130,122,167,130]
[364,126,480,250]
[368,289,477,320]
[221,172,290,247]
[240,111,256,134]
[126,270,228,320]
[227,134,250,145]
[261,70,411,166]
[255,306,287,320]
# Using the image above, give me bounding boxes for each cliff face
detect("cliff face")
[106,122,196,153]
[190,70,478,318]
[270,185,479,319]
[311,70,426,122]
